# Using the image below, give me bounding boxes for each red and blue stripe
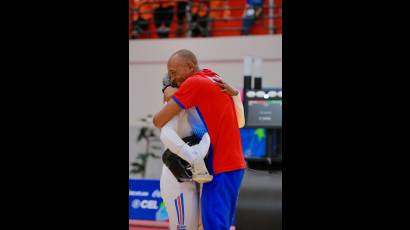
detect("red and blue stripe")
[174,193,185,230]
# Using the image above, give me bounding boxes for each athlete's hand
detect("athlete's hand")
[214,78,239,96]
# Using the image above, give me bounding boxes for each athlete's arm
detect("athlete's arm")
[159,87,209,163]
[160,114,197,163]
[214,78,245,128]
[232,94,245,128]
[159,90,196,163]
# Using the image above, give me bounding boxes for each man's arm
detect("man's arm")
[155,77,199,128]
[153,99,182,128]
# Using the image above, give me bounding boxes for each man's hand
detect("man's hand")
[214,78,239,96]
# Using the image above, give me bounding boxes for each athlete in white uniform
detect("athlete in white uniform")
[159,76,245,230]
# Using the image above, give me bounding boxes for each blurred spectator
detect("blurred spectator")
[152,0,176,38]
[208,0,230,36]
[209,0,230,20]
[131,0,154,39]
[241,0,264,35]
[130,0,133,38]
[176,0,189,37]
[190,0,210,37]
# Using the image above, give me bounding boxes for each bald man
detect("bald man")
[159,74,244,230]
[154,50,247,230]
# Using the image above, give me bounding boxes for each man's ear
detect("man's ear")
[187,62,195,72]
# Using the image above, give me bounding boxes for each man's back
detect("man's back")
[172,69,246,174]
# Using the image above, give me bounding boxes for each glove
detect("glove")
[162,135,207,182]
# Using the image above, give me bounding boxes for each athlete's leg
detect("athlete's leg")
[160,165,200,230]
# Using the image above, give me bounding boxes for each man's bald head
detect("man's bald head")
[169,49,199,68]
[167,49,200,87]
